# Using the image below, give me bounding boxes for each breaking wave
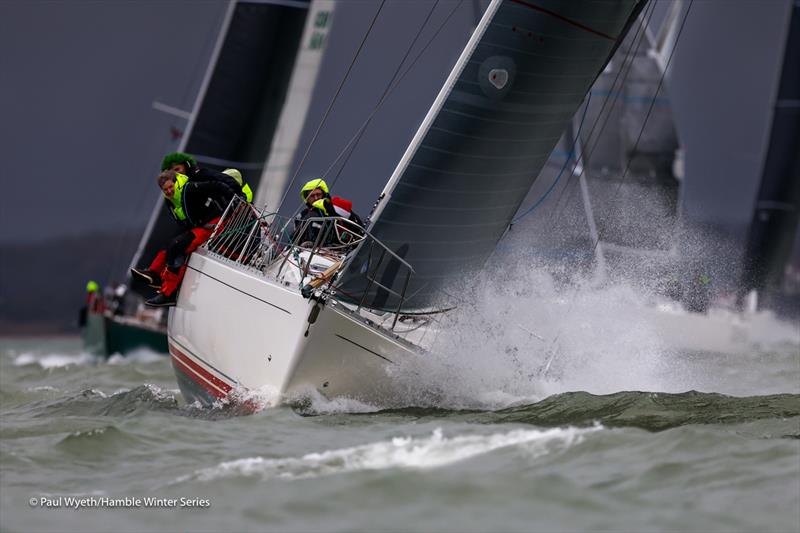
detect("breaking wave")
[382,257,800,410]
[176,425,599,483]
[34,384,180,417]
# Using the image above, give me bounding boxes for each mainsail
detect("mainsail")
[338,0,646,310]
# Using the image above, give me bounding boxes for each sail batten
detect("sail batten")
[338,0,644,310]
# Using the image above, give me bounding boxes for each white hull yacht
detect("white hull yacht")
[169,206,427,406]
[168,0,647,407]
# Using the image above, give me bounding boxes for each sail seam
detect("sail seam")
[508,0,616,41]
[430,125,561,143]
[418,144,554,161]
[440,107,572,125]
[478,39,609,61]
[395,181,532,194]
[407,162,534,177]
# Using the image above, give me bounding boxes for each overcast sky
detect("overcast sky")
[0,0,226,243]
[0,0,794,246]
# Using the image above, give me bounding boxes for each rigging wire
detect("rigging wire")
[510,92,592,224]
[546,0,659,224]
[588,0,694,261]
[327,0,445,189]
[510,0,658,225]
[539,0,695,377]
[275,0,388,213]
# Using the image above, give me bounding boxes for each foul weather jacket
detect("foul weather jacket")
[189,166,251,202]
[164,172,242,229]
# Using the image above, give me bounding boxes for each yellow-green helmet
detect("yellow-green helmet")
[86,280,99,293]
[300,178,329,202]
[222,168,243,186]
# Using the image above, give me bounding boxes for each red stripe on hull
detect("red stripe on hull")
[169,344,233,394]
[170,355,227,400]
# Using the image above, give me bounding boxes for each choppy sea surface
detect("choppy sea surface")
[1,308,799,532]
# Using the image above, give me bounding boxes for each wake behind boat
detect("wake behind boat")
[168,0,648,407]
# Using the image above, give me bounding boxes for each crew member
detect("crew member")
[294,178,364,247]
[131,154,250,296]
[79,280,103,327]
[161,152,253,202]
[85,280,101,311]
[138,169,242,307]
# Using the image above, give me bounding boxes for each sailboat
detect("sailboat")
[167,0,647,406]
[503,0,800,356]
[82,0,334,357]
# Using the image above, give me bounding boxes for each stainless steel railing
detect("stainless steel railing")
[202,198,415,329]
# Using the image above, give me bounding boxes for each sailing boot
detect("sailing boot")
[146,265,184,307]
[145,292,177,307]
[131,268,162,288]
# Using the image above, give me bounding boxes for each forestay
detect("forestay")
[338,0,645,311]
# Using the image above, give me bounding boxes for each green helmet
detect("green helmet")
[161,152,196,171]
[86,280,99,293]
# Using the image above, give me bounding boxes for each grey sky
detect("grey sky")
[0,0,794,248]
[0,0,226,243]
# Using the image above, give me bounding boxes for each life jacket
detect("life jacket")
[168,173,189,221]
[308,196,356,217]
[306,196,364,246]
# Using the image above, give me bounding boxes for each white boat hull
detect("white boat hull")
[168,250,418,407]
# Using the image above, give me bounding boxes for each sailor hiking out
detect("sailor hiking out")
[133,163,245,307]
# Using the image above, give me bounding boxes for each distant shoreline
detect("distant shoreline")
[0,322,80,338]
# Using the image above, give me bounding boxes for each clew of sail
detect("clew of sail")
[337,0,646,311]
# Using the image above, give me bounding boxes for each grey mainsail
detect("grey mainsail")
[338,0,646,310]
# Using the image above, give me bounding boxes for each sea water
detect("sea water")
[1,285,799,532]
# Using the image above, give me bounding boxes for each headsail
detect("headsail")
[338,0,646,310]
